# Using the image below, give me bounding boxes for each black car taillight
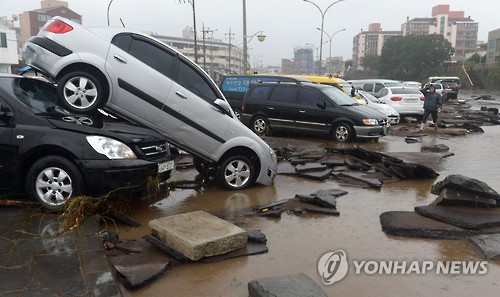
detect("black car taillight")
[43,19,73,34]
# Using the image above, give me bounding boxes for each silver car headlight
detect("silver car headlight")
[86,136,136,159]
[270,147,277,165]
[362,119,379,126]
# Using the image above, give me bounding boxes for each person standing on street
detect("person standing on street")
[420,84,443,131]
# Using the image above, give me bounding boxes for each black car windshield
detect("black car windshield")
[0,77,70,115]
[321,86,358,106]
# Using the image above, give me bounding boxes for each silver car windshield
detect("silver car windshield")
[322,86,358,106]
[359,91,380,103]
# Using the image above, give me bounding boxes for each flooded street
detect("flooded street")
[117,120,500,296]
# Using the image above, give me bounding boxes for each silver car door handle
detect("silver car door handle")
[114,55,127,64]
[176,91,187,99]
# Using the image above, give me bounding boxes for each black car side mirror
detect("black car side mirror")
[316,101,327,110]
[0,105,14,125]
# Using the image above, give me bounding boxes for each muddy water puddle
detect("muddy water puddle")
[118,126,500,297]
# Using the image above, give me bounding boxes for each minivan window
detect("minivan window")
[299,88,324,107]
[362,83,373,92]
[129,39,173,77]
[248,85,272,100]
[322,86,358,106]
[178,59,219,103]
[269,86,297,104]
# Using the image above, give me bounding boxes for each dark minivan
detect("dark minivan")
[219,75,309,118]
[240,82,389,142]
[0,75,174,210]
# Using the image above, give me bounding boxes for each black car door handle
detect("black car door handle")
[267,107,274,110]
[176,91,188,99]
[114,55,127,64]
[299,110,306,113]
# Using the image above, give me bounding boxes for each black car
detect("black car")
[240,82,389,142]
[0,75,174,210]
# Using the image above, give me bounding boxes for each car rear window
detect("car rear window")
[392,88,421,94]
[385,82,404,87]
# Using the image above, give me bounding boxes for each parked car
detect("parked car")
[240,82,389,142]
[350,79,404,96]
[290,75,351,95]
[403,81,422,88]
[355,90,400,124]
[219,74,308,118]
[0,74,174,210]
[427,76,461,100]
[421,83,446,98]
[377,87,424,119]
[22,17,277,190]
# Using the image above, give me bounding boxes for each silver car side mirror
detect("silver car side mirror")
[213,98,232,116]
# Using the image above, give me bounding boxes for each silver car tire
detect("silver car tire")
[217,155,255,190]
[57,71,103,114]
[251,116,269,135]
[26,156,83,211]
[333,123,353,142]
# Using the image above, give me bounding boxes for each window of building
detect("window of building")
[0,33,7,48]
[440,17,445,35]
[37,14,51,23]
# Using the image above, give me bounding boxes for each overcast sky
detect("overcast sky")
[1,0,498,66]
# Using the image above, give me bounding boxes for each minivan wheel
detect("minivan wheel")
[251,116,269,135]
[217,155,255,190]
[26,156,83,211]
[333,123,353,142]
[233,109,242,119]
[57,71,103,114]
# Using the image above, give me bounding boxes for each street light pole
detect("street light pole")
[317,27,345,73]
[303,0,345,75]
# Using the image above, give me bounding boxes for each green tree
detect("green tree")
[360,54,380,72]
[378,34,454,80]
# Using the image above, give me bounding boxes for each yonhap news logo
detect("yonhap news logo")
[318,250,488,286]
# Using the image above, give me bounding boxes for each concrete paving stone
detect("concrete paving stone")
[431,174,500,201]
[295,194,316,204]
[312,190,337,208]
[295,169,333,181]
[248,273,327,297]
[0,265,30,292]
[107,239,171,289]
[421,144,450,152]
[320,158,345,167]
[338,172,382,188]
[432,188,498,208]
[247,230,267,244]
[303,207,340,216]
[31,253,86,295]
[80,234,104,252]
[76,216,101,237]
[415,205,500,230]
[87,271,122,297]
[143,234,190,262]
[82,250,112,274]
[149,211,248,261]
[469,233,500,260]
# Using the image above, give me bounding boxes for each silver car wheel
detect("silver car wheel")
[253,117,267,134]
[63,76,98,109]
[335,126,349,141]
[35,167,73,207]
[223,159,251,188]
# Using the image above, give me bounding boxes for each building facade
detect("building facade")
[402,5,478,61]
[153,29,245,78]
[352,23,402,70]
[0,22,18,73]
[19,0,81,47]
[486,28,500,64]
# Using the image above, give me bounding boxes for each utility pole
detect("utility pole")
[202,23,207,70]
[179,0,198,63]
[225,28,235,73]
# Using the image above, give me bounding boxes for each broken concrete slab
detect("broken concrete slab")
[432,188,498,208]
[312,190,337,208]
[248,273,327,297]
[247,230,267,244]
[200,242,269,263]
[320,159,345,167]
[415,206,500,230]
[295,163,327,173]
[289,158,318,165]
[107,239,171,290]
[149,211,247,261]
[421,144,449,153]
[469,234,500,260]
[294,169,333,181]
[431,174,500,203]
[143,234,189,262]
[337,172,382,188]
[380,211,472,240]
[259,209,285,218]
[255,199,288,214]
[345,155,371,171]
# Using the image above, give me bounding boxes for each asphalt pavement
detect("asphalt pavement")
[0,207,123,296]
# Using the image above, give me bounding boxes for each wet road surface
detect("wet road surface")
[116,115,500,296]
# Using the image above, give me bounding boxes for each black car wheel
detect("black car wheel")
[26,156,83,211]
[250,115,269,135]
[332,122,353,142]
[233,109,242,119]
[217,155,255,190]
[57,71,103,114]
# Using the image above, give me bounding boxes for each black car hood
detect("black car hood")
[343,105,386,119]
[44,114,165,144]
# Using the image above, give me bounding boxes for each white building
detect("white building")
[0,21,18,73]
